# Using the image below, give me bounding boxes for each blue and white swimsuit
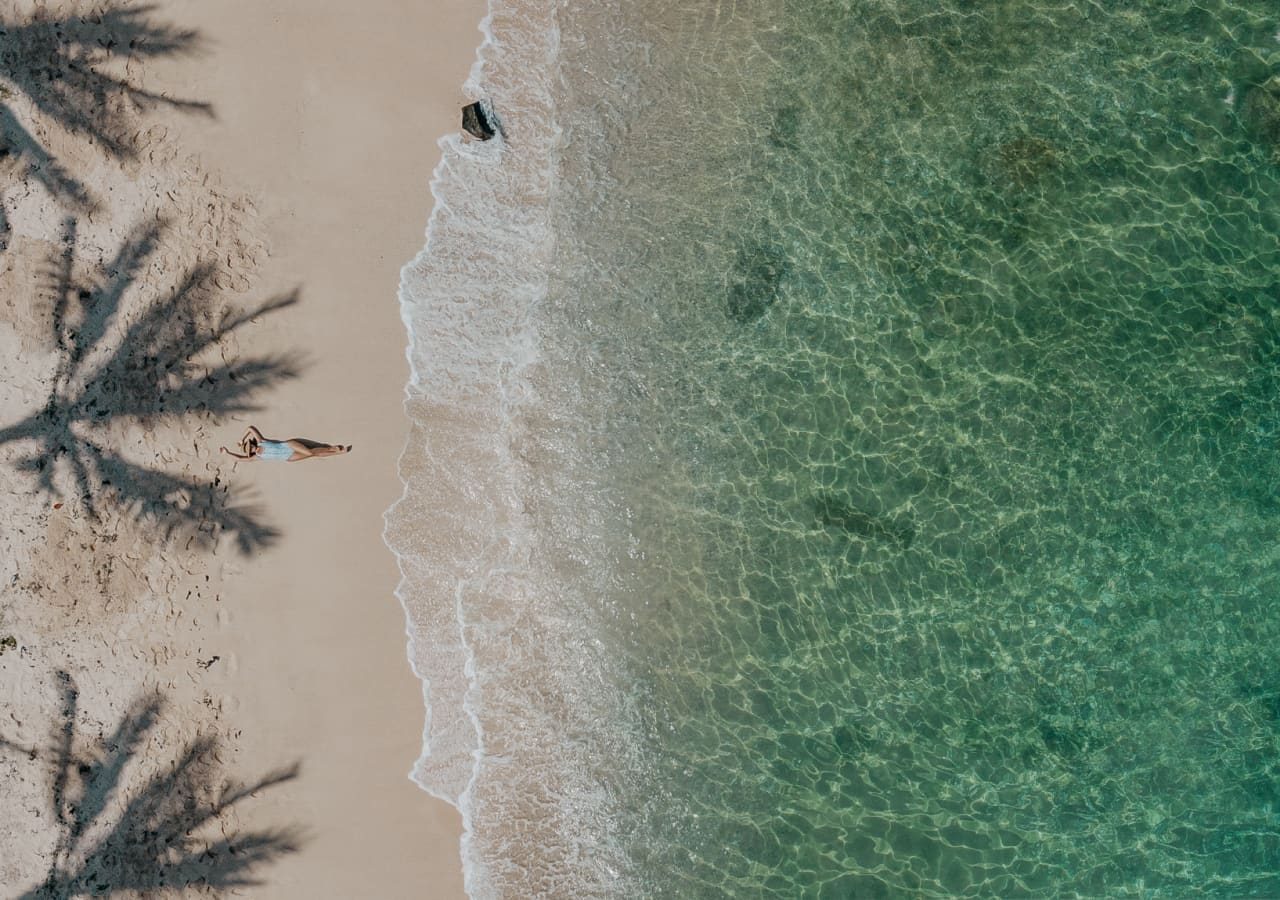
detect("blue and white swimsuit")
[256,439,294,461]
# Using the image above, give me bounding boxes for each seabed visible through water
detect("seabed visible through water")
[400,1,1280,895]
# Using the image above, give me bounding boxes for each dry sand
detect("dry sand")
[0,1,481,896]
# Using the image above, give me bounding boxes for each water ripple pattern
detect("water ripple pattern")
[526,0,1280,896]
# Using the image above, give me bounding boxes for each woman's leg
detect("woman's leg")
[307,444,349,458]
[283,439,314,461]
[284,439,348,459]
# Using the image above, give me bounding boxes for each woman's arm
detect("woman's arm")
[219,446,255,460]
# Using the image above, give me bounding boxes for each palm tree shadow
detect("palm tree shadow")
[4,671,301,898]
[0,103,94,217]
[0,215,301,555]
[0,3,211,222]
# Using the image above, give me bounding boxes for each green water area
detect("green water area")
[533,1,1280,895]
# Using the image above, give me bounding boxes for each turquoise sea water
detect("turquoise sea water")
[528,1,1280,896]
[395,0,1280,895]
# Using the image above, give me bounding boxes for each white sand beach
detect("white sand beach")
[0,1,480,896]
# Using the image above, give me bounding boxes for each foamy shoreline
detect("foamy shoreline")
[386,0,563,887]
[386,0,654,891]
[0,0,483,896]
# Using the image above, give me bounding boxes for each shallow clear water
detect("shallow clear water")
[535,0,1280,896]
[395,0,1280,895]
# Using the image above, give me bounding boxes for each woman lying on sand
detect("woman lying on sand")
[219,425,351,462]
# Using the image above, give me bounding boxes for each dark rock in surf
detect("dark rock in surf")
[462,102,495,141]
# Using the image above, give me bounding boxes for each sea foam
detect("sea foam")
[383,0,635,895]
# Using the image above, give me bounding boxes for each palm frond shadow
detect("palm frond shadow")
[6,671,301,898]
[0,3,211,222]
[0,216,301,555]
[0,104,93,213]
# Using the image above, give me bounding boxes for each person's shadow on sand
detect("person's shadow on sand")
[0,671,301,898]
[0,216,302,554]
